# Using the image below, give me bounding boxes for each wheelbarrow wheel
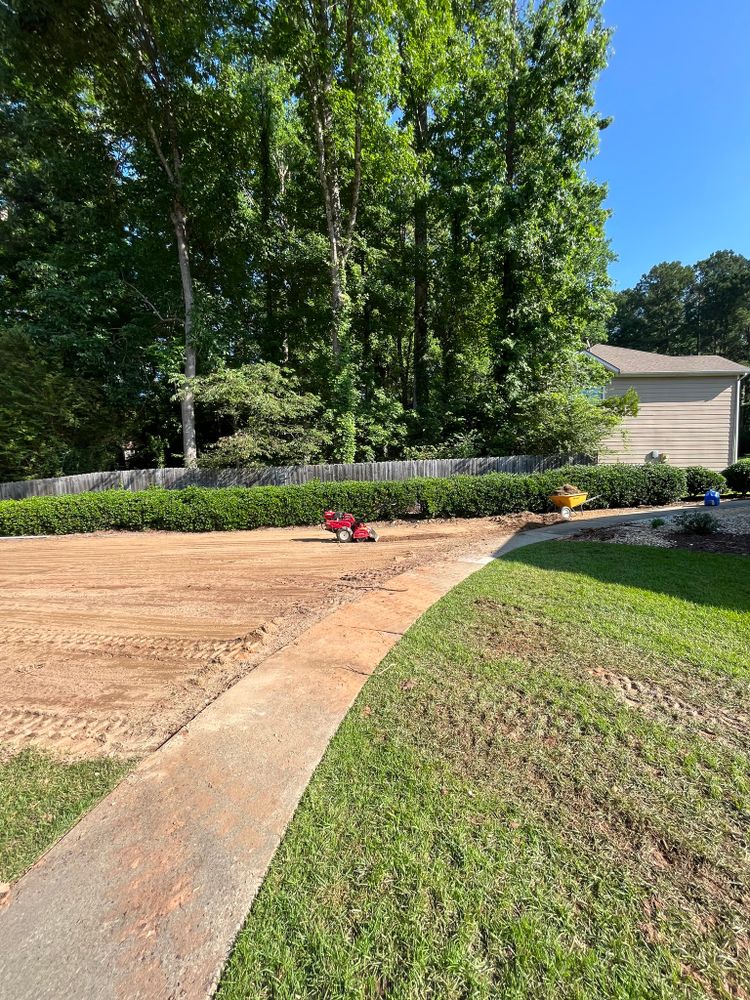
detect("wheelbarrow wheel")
[560,507,572,520]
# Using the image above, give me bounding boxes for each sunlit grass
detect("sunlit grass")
[218,542,750,999]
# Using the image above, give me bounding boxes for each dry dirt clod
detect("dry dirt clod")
[551,483,582,496]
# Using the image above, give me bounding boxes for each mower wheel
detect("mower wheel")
[336,527,353,543]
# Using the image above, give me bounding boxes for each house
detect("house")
[586,344,749,472]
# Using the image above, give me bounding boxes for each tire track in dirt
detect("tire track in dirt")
[0,708,134,758]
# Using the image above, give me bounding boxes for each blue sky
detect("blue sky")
[591,0,750,289]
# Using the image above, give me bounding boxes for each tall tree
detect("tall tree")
[487,0,612,400]
[0,61,178,469]
[690,251,750,358]
[609,253,750,362]
[424,0,613,452]
[608,261,696,354]
[396,0,455,416]
[2,0,257,466]
[272,0,402,460]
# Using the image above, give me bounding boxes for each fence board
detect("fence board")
[0,454,594,501]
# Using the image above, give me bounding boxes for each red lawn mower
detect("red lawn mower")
[323,510,379,543]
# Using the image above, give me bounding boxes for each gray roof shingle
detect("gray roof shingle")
[587,343,750,376]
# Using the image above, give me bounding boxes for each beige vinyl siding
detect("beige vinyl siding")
[599,375,738,472]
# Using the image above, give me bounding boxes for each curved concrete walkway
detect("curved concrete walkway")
[0,502,733,1000]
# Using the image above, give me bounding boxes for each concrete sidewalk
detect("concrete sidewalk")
[0,549,501,1000]
[0,501,739,1000]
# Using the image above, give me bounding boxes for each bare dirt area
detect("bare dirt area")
[0,518,508,760]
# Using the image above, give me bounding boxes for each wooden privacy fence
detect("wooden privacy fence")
[0,454,594,501]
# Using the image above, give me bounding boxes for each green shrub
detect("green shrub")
[651,518,666,529]
[684,466,727,496]
[674,511,719,535]
[0,464,689,537]
[724,458,750,494]
[529,463,687,512]
[419,472,531,518]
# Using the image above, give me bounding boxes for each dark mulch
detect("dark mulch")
[572,526,618,543]
[571,526,750,557]
[665,531,750,556]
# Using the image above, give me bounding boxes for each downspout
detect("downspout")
[733,375,746,464]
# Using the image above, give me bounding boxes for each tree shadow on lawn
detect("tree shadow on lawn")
[498,540,750,616]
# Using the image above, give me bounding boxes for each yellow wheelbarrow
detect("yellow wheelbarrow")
[548,492,600,520]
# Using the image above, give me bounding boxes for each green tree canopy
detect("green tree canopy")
[190,364,328,467]
[608,252,750,362]
[1,0,619,478]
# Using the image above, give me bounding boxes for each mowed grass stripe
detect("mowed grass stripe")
[218,542,750,1000]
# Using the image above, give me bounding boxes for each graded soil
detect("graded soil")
[0,519,505,758]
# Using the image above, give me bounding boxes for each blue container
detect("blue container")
[704,489,721,506]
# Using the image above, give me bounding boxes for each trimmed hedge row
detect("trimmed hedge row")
[0,464,688,537]
[724,458,750,494]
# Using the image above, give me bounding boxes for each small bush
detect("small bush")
[651,518,666,529]
[684,466,727,496]
[674,511,719,535]
[0,464,689,537]
[724,458,750,494]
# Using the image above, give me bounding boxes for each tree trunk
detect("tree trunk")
[361,249,372,390]
[170,199,197,467]
[497,2,519,385]
[440,208,462,397]
[395,326,409,408]
[304,5,364,461]
[412,102,429,412]
[259,103,277,360]
[310,93,347,357]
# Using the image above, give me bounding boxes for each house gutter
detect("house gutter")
[610,370,750,378]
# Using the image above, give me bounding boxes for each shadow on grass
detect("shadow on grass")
[499,540,750,615]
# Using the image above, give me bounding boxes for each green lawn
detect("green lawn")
[0,747,128,882]
[218,542,750,1000]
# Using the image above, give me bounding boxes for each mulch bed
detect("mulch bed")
[663,530,750,556]
[572,526,750,557]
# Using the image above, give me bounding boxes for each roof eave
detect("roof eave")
[585,351,750,377]
[583,349,620,374]
[613,369,750,378]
